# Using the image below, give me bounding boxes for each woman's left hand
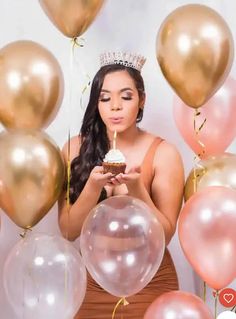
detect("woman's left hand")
[109,166,143,191]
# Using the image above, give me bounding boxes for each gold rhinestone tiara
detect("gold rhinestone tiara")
[100,52,146,72]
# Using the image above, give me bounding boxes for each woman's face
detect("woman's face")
[98,70,143,133]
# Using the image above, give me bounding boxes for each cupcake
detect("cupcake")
[102,148,126,175]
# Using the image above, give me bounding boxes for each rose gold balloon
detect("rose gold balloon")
[0,40,64,129]
[156,4,234,108]
[173,77,236,158]
[0,130,65,229]
[39,0,105,38]
[179,186,236,290]
[144,291,214,319]
[185,153,236,201]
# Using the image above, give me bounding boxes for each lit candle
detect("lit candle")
[113,130,117,149]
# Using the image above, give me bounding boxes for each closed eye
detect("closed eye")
[100,97,110,102]
[122,97,132,100]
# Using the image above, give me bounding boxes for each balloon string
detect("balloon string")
[214,290,219,319]
[80,74,91,109]
[203,281,206,302]
[231,305,236,312]
[193,108,206,159]
[193,108,207,193]
[65,122,70,317]
[63,40,75,311]
[66,130,71,240]
[20,226,32,238]
[65,37,75,240]
[112,297,129,319]
[70,36,91,109]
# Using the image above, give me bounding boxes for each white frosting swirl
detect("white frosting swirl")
[103,149,126,163]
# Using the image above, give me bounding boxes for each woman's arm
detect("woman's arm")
[117,141,184,245]
[58,137,113,241]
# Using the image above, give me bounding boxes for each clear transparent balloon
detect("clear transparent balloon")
[3,233,87,319]
[80,196,165,297]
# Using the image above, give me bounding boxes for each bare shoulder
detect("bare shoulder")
[62,135,81,162]
[154,139,184,172]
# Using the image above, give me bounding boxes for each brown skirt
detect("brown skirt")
[75,249,178,319]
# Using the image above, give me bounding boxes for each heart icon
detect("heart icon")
[219,288,236,308]
[224,294,234,304]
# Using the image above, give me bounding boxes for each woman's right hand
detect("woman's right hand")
[87,166,113,191]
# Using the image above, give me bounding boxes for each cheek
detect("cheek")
[125,103,140,121]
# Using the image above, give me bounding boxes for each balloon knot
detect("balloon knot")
[71,37,85,49]
[112,297,129,319]
[20,226,32,238]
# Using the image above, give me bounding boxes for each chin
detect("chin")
[108,125,126,133]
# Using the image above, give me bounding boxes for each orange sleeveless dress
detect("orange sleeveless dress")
[76,137,179,319]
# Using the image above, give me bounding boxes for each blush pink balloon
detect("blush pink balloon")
[173,77,236,158]
[144,291,214,319]
[80,195,165,297]
[179,186,236,290]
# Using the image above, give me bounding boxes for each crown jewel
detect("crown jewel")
[100,52,146,72]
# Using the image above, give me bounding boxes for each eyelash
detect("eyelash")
[100,97,132,102]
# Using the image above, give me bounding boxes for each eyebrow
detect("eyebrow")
[100,88,134,93]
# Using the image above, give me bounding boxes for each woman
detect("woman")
[58,52,184,319]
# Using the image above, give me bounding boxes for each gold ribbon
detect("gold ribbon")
[66,130,71,240]
[192,108,207,193]
[214,290,219,319]
[193,108,206,158]
[70,36,91,110]
[202,281,206,303]
[80,74,91,109]
[71,37,85,49]
[231,305,236,312]
[20,226,32,238]
[112,297,129,319]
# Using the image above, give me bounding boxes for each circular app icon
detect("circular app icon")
[217,311,236,319]
[219,288,236,308]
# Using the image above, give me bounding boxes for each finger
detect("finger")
[120,173,129,180]
[115,174,124,183]
[93,165,104,173]
[110,177,120,185]
[103,172,113,179]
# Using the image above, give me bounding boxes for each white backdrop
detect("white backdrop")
[0,0,236,318]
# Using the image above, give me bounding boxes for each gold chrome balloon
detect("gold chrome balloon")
[156,4,234,108]
[0,40,64,129]
[0,130,65,228]
[185,153,236,201]
[39,0,105,38]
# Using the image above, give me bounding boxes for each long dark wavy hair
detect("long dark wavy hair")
[69,64,145,204]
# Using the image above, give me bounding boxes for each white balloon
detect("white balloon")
[217,311,236,319]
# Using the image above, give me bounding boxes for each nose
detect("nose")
[111,103,122,111]
[111,97,122,111]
